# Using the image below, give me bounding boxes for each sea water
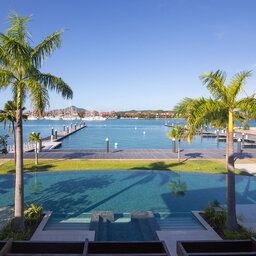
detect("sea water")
[0,119,255,149]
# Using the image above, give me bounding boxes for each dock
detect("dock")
[7,122,87,153]
[165,124,256,148]
[41,122,87,150]
[200,130,256,148]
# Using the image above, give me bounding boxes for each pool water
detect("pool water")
[1,170,256,234]
[1,170,256,212]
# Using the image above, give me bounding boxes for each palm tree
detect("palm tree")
[167,125,186,162]
[0,12,73,231]
[175,70,256,230]
[28,132,41,165]
[0,134,8,154]
[0,101,27,164]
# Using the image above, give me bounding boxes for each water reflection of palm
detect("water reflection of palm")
[167,172,188,198]
[28,171,43,195]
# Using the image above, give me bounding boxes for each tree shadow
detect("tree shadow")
[184,152,203,160]
[129,161,184,171]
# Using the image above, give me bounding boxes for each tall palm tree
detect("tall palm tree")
[28,132,41,165]
[0,100,27,164]
[175,70,256,230]
[167,124,186,162]
[0,12,73,231]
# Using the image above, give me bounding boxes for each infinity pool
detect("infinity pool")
[1,170,256,213]
[1,170,255,240]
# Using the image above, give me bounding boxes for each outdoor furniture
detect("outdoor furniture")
[177,238,256,256]
[0,239,171,256]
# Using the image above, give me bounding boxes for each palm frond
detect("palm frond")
[200,70,229,103]
[228,70,252,101]
[26,79,50,116]
[6,11,32,44]
[31,30,63,68]
[236,95,256,119]
[33,73,73,99]
[0,67,17,88]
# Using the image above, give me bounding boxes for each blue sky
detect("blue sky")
[0,0,256,111]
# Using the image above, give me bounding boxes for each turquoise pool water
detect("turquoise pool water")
[1,170,255,240]
[1,170,256,213]
[1,119,255,149]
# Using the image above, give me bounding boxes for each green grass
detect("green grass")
[0,159,248,175]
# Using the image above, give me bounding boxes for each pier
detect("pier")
[200,130,256,148]
[7,122,87,153]
[165,123,256,148]
[41,122,87,150]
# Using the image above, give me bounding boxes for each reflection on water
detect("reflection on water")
[167,171,188,198]
[28,171,43,195]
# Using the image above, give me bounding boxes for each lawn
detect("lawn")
[0,159,248,175]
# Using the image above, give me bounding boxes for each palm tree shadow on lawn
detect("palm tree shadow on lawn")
[129,161,185,171]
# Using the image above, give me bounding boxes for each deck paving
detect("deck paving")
[0,148,255,160]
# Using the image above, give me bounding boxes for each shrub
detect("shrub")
[243,122,250,130]
[203,202,256,240]
[204,203,226,230]
[0,203,43,240]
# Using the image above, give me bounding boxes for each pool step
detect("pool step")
[131,211,159,241]
[156,216,205,230]
[45,216,91,230]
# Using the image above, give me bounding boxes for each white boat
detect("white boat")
[82,116,106,121]
[27,116,38,120]
[62,117,78,120]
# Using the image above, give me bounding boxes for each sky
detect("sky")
[0,0,256,112]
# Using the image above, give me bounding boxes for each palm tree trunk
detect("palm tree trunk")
[35,142,38,165]
[14,107,24,231]
[226,110,238,230]
[225,127,228,169]
[178,140,180,162]
[226,126,228,201]
[12,122,16,166]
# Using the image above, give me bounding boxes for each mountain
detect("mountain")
[52,106,86,112]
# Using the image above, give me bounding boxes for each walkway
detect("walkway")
[0,148,256,160]
[235,163,256,176]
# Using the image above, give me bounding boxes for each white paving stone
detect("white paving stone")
[236,204,256,232]
[236,164,256,176]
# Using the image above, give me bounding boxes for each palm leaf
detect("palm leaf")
[31,30,63,68]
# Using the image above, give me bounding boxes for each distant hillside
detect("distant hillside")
[53,106,86,112]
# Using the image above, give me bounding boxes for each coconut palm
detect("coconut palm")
[175,70,256,230]
[28,132,41,165]
[0,12,73,230]
[0,101,27,164]
[0,134,8,154]
[167,125,186,162]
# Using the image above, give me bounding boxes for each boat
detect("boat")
[82,116,106,121]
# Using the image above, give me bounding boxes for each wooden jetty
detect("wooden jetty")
[7,122,87,153]
[41,122,87,150]
[201,130,256,148]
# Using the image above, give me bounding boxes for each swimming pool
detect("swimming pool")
[1,170,255,240]
[1,170,255,215]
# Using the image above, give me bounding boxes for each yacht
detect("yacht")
[82,116,106,121]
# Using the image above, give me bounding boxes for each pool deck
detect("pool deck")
[0,148,256,160]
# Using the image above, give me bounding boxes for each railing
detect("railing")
[7,141,35,153]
